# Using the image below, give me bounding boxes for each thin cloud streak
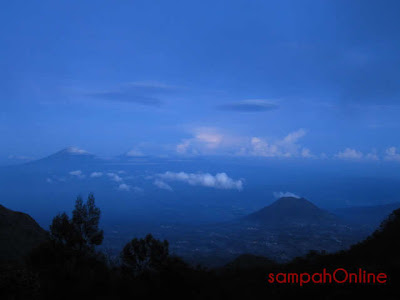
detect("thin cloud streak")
[217,99,279,112]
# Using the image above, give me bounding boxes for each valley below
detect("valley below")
[101,197,380,267]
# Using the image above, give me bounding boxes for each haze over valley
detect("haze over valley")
[1,147,399,266]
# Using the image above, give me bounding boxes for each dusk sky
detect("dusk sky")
[2,0,400,163]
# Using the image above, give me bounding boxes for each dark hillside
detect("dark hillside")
[0,204,48,262]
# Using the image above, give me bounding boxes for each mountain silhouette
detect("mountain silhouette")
[244,197,340,227]
[23,147,100,170]
[39,147,95,161]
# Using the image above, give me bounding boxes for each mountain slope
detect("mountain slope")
[0,204,48,261]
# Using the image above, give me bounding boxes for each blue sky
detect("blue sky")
[1,0,400,163]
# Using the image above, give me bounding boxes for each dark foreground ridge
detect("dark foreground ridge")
[0,205,47,261]
[1,195,400,300]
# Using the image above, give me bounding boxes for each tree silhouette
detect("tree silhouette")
[121,234,169,275]
[49,193,103,252]
[49,212,79,248]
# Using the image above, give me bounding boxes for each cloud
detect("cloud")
[273,192,300,199]
[65,147,89,155]
[132,186,144,193]
[176,128,223,154]
[195,132,223,147]
[217,99,279,112]
[243,129,311,158]
[153,179,173,191]
[84,81,179,106]
[301,148,314,158]
[176,127,239,155]
[90,172,103,178]
[248,137,280,157]
[334,148,381,161]
[176,140,192,154]
[158,171,243,191]
[281,129,306,144]
[174,127,385,162]
[117,183,131,192]
[107,172,123,182]
[385,147,400,161]
[69,170,85,179]
[335,148,363,160]
[365,152,379,160]
[176,128,316,159]
[104,172,142,192]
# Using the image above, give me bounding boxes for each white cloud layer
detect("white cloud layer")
[335,148,363,160]
[158,171,243,190]
[117,183,131,191]
[176,127,313,158]
[335,148,379,160]
[273,192,301,199]
[176,127,224,154]
[90,172,103,178]
[107,172,123,182]
[173,127,398,162]
[243,129,311,158]
[69,170,85,179]
[153,179,173,191]
[64,169,144,192]
[65,147,89,155]
[385,147,400,161]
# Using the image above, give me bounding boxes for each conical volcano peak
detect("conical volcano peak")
[244,196,339,227]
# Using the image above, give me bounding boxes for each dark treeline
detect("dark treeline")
[1,194,400,300]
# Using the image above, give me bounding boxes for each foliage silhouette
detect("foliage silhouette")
[49,193,103,252]
[121,234,169,275]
